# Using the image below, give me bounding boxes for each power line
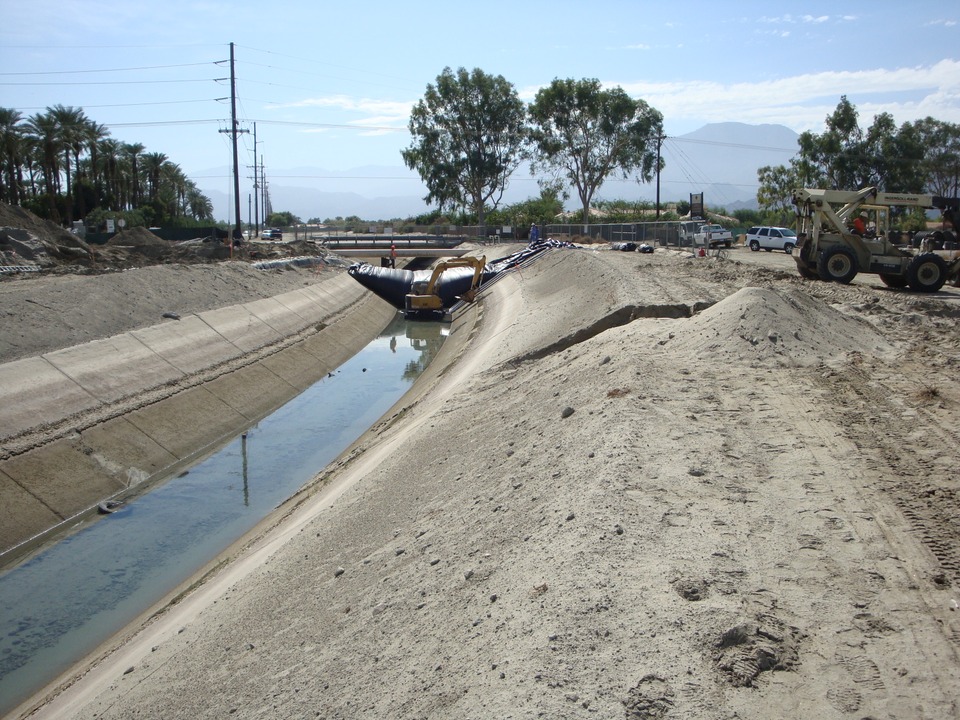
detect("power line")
[96,118,408,132]
[103,119,222,127]
[0,62,214,76]
[0,79,213,86]
[235,44,415,88]
[668,136,797,153]
[14,99,216,111]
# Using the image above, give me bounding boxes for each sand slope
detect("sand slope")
[18,247,960,719]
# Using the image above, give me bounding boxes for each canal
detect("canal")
[0,314,446,715]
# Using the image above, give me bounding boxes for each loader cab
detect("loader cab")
[849,204,890,240]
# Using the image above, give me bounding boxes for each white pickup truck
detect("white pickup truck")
[694,224,734,248]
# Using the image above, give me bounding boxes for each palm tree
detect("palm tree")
[0,107,25,204]
[24,110,61,219]
[141,151,167,203]
[49,104,88,212]
[186,185,214,221]
[18,132,40,199]
[97,138,122,210]
[8,104,211,225]
[122,142,145,208]
[160,161,187,218]
[84,119,108,206]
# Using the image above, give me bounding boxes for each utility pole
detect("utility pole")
[261,154,268,224]
[655,134,664,219]
[252,123,260,237]
[217,42,248,244]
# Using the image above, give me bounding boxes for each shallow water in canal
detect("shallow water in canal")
[0,314,446,715]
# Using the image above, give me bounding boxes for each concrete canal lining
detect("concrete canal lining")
[0,271,397,562]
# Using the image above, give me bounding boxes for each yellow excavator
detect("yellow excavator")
[404,255,486,319]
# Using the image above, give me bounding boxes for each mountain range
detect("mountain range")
[195,122,800,223]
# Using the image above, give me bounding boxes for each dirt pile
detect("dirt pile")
[0,203,93,269]
[0,203,340,276]
[653,286,898,367]
[0,202,359,363]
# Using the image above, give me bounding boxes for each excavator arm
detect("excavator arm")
[405,256,487,319]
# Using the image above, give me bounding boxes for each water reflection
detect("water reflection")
[403,320,447,381]
[0,313,446,715]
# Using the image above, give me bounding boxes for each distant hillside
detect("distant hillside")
[195,122,800,222]
[652,122,799,209]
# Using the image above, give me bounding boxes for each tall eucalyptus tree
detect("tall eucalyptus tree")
[403,66,527,228]
[528,78,663,221]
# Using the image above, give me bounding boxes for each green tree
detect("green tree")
[756,164,799,214]
[123,142,145,208]
[905,118,960,197]
[186,185,214,221]
[861,112,926,192]
[266,210,299,226]
[5,103,213,226]
[757,97,958,212]
[49,104,88,215]
[528,78,663,221]
[402,66,527,228]
[83,119,109,211]
[141,151,168,203]
[97,137,123,211]
[486,181,567,229]
[24,110,62,220]
[0,107,26,204]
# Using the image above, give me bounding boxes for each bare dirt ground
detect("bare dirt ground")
[11,237,960,719]
[5,203,960,718]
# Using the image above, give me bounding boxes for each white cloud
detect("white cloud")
[614,59,960,133]
[273,95,413,117]
[265,95,413,134]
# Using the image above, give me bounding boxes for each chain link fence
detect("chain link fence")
[289,221,749,248]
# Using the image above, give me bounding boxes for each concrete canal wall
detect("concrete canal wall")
[0,272,396,562]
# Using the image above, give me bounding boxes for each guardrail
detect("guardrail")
[312,235,466,249]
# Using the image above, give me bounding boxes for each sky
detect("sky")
[2,0,958,218]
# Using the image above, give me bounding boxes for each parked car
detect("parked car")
[262,228,283,240]
[745,226,797,253]
[694,224,734,248]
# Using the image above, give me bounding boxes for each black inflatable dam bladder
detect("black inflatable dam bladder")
[346,240,579,314]
[347,263,497,312]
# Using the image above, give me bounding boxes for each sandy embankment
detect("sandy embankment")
[19,247,960,719]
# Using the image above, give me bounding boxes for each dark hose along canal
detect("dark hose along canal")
[0,314,446,715]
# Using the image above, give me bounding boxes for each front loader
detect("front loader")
[792,187,960,292]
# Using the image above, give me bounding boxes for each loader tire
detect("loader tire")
[879,273,908,288]
[817,245,858,284]
[906,253,948,293]
[797,265,820,280]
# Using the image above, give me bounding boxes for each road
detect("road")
[724,243,960,296]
